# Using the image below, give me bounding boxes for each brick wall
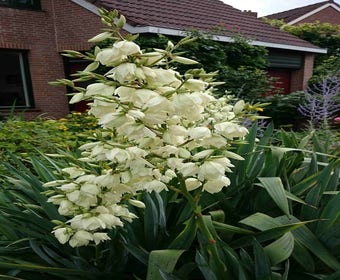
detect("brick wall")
[0,0,102,119]
[295,6,340,25]
[0,0,323,119]
[291,53,314,92]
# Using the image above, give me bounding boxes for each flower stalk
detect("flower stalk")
[44,8,261,248]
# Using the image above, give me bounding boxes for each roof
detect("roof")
[74,0,326,53]
[265,0,340,24]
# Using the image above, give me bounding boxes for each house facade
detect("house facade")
[265,0,340,25]
[0,0,326,119]
[0,0,102,119]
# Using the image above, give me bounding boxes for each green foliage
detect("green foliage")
[0,124,339,279]
[282,22,340,59]
[257,91,307,129]
[283,22,340,83]
[136,33,272,99]
[276,128,340,161]
[262,17,286,28]
[263,19,340,60]
[217,66,277,101]
[0,112,98,174]
[310,56,340,84]
[0,112,97,154]
[136,33,268,70]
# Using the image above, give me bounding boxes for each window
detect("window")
[0,50,34,108]
[0,0,41,10]
[64,58,92,112]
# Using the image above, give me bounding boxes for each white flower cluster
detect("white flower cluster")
[45,36,248,247]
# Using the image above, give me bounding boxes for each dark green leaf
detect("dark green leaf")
[212,221,254,235]
[292,239,315,272]
[144,193,159,248]
[253,239,272,280]
[258,177,290,216]
[278,216,340,271]
[195,250,217,280]
[169,216,197,250]
[264,232,294,265]
[147,250,185,280]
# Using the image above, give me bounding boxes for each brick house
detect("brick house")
[0,0,102,119]
[265,0,340,25]
[0,0,326,119]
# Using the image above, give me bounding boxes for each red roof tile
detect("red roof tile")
[88,0,324,52]
[265,0,339,23]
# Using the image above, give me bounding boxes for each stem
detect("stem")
[196,213,227,275]
[94,244,100,266]
[176,173,199,211]
[176,174,227,275]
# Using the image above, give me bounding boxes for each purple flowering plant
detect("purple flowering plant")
[298,74,340,129]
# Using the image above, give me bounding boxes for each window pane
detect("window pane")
[0,51,32,108]
[0,0,41,9]
[0,0,10,6]
[15,0,36,6]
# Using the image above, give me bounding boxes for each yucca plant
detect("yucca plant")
[1,123,338,279]
[224,124,340,279]
[122,123,340,279]
[0,154,132,279]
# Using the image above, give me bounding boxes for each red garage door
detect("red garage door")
[267,69,291,95]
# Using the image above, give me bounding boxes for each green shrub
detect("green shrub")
[217,66,277,101]
[257,91,307,129]
[125,31,272,99]
[0,112,97,155]
[0,112,98,175]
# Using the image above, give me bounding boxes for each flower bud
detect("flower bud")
[88,31,112,43]
[128,199,146,209]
